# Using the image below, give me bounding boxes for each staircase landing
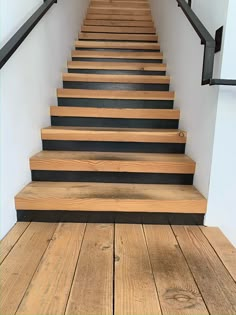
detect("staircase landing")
[1,222,236,315]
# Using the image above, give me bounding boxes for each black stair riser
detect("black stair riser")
[78,39,158,42]
[76,48,160,52]
[17,210,204,225]
[58,98,174,109]
[32,171,193,185]
[68,69,166,75]
[72,57,163,63]
[63,81,169,91]
[51,117,179,129]
[43,140,186,153]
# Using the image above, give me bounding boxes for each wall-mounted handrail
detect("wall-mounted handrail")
[176,0,236,86]
[0,0,57,69]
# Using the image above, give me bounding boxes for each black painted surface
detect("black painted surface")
[51,117,178,129]
[58,98,174,109]
[68,69,166,76]
[72,57,163,63]
[43,140,186,153]
[32,170,193,184]
[17,210,204,225]
[63,81,169,91]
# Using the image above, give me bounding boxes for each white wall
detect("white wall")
[0,0,88,239]
[149,0,225,197]
[206,0,236,246]
[150,0,236,245]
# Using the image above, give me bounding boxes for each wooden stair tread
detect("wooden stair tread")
[50,106,178,119]
[72,50,163,59]
[30,151,195,173]
[57,89,174,100]
[86,14,153,21]
[75,41,159,49]
[63,73,169,84]
[87,8,151,15]
[15,182,206,213]
[81,26,155,34]
[67,61,167,71]
[89,3,150,8]
[84,20,154,27]
[41,126,187,143]
[78,33,157,41]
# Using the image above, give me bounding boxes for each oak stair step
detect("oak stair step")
[89,2,150,8]
[62,73,170,84]
[84,20,154,27]
[41,127,186,143]
[67,61,167,72]
[50,107,178,119]
[15,182,206,213]
[86,15,153,21]
[75,41,160,50]
[57,89,174,100]
[72,50,163,60]
[30,151,195,174]
[81,25,155,34]
[78,33,157,42]
[87,7,151,14]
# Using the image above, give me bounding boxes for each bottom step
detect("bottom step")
[15,182,207,214]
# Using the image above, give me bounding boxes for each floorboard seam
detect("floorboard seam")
[198,226,236,284]
[170,225,211,315]
[0,222,31,266]
[13,223,58,315]
[63,223,87,315]
[112,223,116,315]
[141,224,163,315]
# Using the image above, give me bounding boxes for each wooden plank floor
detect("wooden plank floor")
[1,223,236,315]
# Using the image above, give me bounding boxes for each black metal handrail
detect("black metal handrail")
[0,0,57,69]
[176,0,236,86]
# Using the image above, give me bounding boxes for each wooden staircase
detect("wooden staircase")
[15,0,207,224]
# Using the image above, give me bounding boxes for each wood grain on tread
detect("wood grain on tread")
[81,25,155,33]
[30,151,195,174]
[173,226,236,315]
[79,32,157,41]
[87,8,151,15]
[200,226,236,282]
[15,182,207,213]
[16,223,86,315]
[115,224,162,315]
[84,20,154,27]
[0,223,57,315]
[90,2,150,8]
[62,73,169,84]
[0,222,30,265]
[86,14,153,21]
[67,61,167,71]
[144,225,209,315]
[41,126,186,143]
[75,40,160,49]
[57,88,173,100]
[72,50,163,59]
[50,106,177,118]
[66,224,113,315]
